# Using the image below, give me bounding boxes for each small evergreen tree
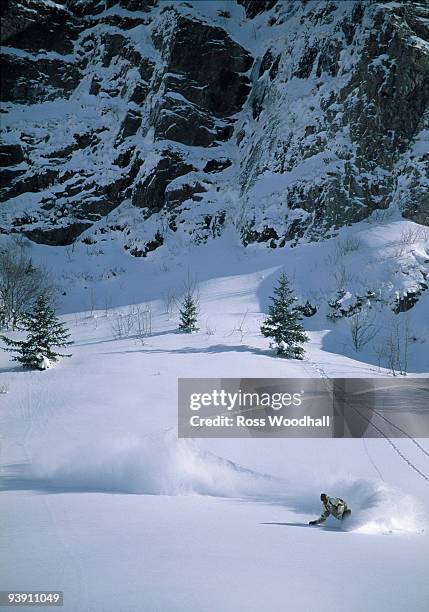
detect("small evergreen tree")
[260,273,308,359]
[1,294,72,370]
[178,292,199,333]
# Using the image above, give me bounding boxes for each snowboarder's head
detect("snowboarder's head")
[320,493,327,503]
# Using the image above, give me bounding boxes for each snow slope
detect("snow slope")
[1,222,429,611]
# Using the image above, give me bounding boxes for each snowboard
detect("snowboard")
[309,509,352,527]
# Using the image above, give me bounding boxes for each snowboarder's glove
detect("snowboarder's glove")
[309,520,318,525]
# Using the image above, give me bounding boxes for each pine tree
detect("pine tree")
[178,292,199,333]
[260,273,308,359]
[1,294,72,370]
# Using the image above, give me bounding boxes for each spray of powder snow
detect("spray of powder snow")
[5,430,425,534]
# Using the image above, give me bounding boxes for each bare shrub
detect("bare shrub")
[392,243,408,258]
[375,318,411,376]
[0,242,52,330]
[163,289,177,318]
[229,311,249,343]
[104,294,112,317]
[88,287,96,317]
[349,310,378,352]
[336,237,361,257]
[399,227,429,245]
[134,304,152,342]
[110,304,152,342]
[369,208,394,223]
[205,320,216,336]
[65,243,76,263]
[110,309,136,339]
[333,264,354,291]
[391,227,429,258]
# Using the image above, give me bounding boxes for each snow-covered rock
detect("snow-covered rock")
[1,0,427,249]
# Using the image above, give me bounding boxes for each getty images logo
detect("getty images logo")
[189,388,304,411]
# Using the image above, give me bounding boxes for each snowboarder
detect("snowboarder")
[309,493,351,525]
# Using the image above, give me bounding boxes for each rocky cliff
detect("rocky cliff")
[1,0,428,251]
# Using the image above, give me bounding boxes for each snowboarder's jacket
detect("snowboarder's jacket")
[316,496,348,523]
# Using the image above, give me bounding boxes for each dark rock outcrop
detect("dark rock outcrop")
[203,159,232,173]
[1,54,81,103]
[23,222,92,246]
[0,144,24,166]
[1,0,80,53]
[237,0,277,19]
[132,152,195,213]
[151,13,252,147]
